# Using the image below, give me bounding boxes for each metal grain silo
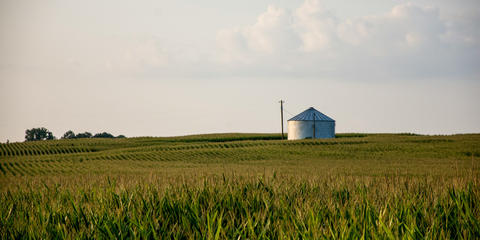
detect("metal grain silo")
[287,107,335,140]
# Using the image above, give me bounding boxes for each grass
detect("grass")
[0,133,479,238]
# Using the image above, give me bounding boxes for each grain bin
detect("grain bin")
[287,107,335,140]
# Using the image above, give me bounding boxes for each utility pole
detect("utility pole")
[279,100,285,140]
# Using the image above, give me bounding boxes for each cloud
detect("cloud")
[357,4,446,50]
[4,0,476,81]
[295,0,339,52]
[215,0,480,80]
[216,5,301,63]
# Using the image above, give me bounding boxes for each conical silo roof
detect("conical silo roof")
[288,107,335,122]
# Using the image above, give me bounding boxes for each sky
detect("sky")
[1,0,479,142]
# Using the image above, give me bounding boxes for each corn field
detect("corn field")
[1,133,479,238]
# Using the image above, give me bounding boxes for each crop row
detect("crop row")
[120,139,369,155]
[1,161,53,176]
[0,144,289,176]
[87,147,271,163]
[0,143,96,157]
[0,140,400,176]
[1,134,472,177]
[0,136,372,159]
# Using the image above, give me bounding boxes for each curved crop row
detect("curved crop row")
[0,142,97,158]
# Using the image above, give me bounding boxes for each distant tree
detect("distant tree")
[25,127,55,141]
[116,135,126,138]
[93,132,115,138]
[75,132,92,138]
[62,130,76,139]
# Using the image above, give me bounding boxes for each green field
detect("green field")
[1,133,479,238]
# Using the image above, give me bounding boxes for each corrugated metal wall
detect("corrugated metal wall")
[288,121,335,140]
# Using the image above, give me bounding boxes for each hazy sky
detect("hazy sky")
[1,0,479,142]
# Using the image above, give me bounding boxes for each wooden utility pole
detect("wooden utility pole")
[279,100,285,140]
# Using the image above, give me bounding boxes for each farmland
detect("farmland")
[1,133,479,238]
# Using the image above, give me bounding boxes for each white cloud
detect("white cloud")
[3,0,477,80]
[219,1,448,54]
[215,0,479,80]
[216,5,301,63]
[295,0,338,52]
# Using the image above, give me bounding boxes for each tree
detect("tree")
[93,132,115,138]
[25,127,55,141]
[75,132,92,138]
[62,130,76,139]
[116,135,126,138]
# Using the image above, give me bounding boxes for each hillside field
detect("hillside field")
[0,133,479,238]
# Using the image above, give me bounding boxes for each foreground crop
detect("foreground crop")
[1,176,479,239]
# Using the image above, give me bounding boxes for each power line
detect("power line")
[283,107,295,117]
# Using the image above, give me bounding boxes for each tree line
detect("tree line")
[25,127,125,141]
